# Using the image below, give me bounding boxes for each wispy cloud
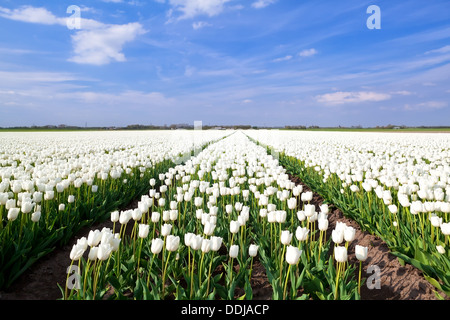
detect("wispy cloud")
[299,48,318,57]
[272,55,292,62]
[167,0,231,20]
[316,91,391,105]
[192,21,211,30]
[425,45,450,55]
[251,0,277,9]
[404,101,448,111]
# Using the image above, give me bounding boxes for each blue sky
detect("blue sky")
[0,0,449,127]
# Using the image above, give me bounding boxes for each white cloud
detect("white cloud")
[100,0,124,3]
[272,55,292,62]
[392,90,413,96]
[425,45,450,55]
[192,21,211,30]
[77,90,173,105]
[251,0,277,9]
[0,6,63,25]
[417,101,447,109]
[299,48,318,57]
[69,23,146,65]
[316,91,391,105]
[168,0,231,19]
[242,99,252,103]
[0,5,146,65]
[403,101,447,111]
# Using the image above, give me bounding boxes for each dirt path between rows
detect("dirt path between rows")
[0,175,442,300]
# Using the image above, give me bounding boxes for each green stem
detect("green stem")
[283,264,292,300]
[334,262,341,300]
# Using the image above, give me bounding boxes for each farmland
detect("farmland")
[0,129,448,300]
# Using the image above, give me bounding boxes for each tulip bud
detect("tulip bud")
[31,211,41,222]
[201,238,211,253]
[184,232,195,247]
[169,209,178,221]
[119,210,131,225]
[441,223,450,235]
[203,221,216,236]
[318,217,329,231]
[230,220,240,234]
[70,244,85,261]
[249,244,259,257]
[429,214,441,227]
[68,195,75,203]
[190,235,203,250]
[161,223,172,237]
[229,245,239,258]
[58,203,65,211]
[280,230,293,245]
[88,230,102,247]
[151,238,164,254]
[436,245,446,254]
[138,224,150,239]
[7,208,20,221]
[166,235,180,252]
[296,226,309,241]
[355,245,368,261]
[344,226,356,242]
[388,204,398,214]
[285,245,302,265]
[97,243,112,260]
[210,236,223,251]
[110,210,119,223]
[334,246,347,263]
[151,211,160,223]
[297,210,306,222]
[304,204,315,217]
[332,229,344,245]
[276,210,287,223]
[88,247,99,261]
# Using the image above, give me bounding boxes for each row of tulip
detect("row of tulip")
[0,130,228,289]
[66,131,369,300]
[246,130,450,298]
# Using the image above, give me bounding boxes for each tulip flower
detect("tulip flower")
[281,230,293,245]
[151,238,164,255]
[88,230,102,247]
[230,220,240,234]
[332,229,344,245]
[295,226,309,242]
[355,245,368,294]
[138,224,150,239]
[166,235,180,252]
[7,208,20,221]
[210,236,223,252]
[31,211,41,223]
[110,211,119,223]
[161,223,172,237]
[229,245,239,258]
[344,226,356,244]
[283,246,302,299]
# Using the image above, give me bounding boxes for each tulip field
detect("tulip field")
[1,129,449,300]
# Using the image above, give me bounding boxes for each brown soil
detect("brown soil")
[0,175,443,300]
